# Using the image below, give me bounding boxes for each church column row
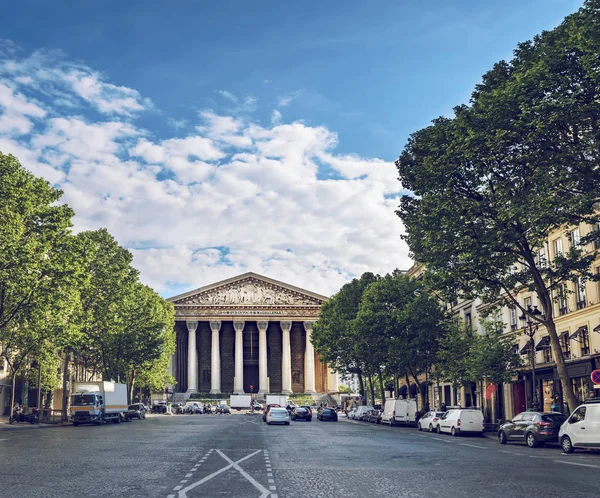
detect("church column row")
[182,320,319,393]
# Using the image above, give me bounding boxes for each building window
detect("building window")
[576,277,587,310]
[570,228,581,248]
[554,238,563,258]
[581,327,590,356]
[543,344,553,363]
[560,333,571,359]
[510,306,518,331]
[556,285,568,316]
[465,313,472,329]
[524,297,532,310]
[538,247,547,268]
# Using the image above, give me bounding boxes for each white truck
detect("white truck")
[70,381,129,426]
[266,395,287,407]
[230,394,252,410]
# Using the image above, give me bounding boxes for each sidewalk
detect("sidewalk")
[0,416,70,431]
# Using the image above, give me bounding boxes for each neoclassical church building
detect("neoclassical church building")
[167,272,338,395]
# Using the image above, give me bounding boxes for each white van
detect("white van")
[437,408,484,436]
[559,400,600,453]
[381,399,418,426]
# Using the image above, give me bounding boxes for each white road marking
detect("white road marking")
[216,450,271,498]
[554,460,600,469]
[185,473,192,478]
[0,439,7,442]
[432,437,444,441]
[460,443,486,450]
[177,449,266,498]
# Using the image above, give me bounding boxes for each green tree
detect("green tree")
[468,319,523,419]
[436,321,475,397]
[396,1,600,411]
[0,152,81,418]
[312,273,379,400]
[357,274,447,409]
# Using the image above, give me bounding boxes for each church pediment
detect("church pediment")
[169,273,327,307]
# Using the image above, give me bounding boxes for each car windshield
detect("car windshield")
[542,414,567,423]
[72,394,96,406]
[271,409,286,414]
[295,408,307,413]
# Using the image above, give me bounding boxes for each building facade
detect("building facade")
[167,272,338,395]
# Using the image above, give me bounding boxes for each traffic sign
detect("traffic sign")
[591,369,600,385]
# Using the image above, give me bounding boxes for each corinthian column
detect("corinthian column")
[257,321,269,394]
[281,321,293,394]
[186,321,198,393]
[210,321,222,394]
[233,321,245,394]
[304,321,316,394]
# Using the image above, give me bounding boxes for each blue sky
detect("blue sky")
[0,0,585,296]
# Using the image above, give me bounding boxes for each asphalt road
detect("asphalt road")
[1,412,599,497]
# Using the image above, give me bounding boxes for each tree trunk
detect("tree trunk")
[546,319,579,412]
[9,364,17,424]
[377,368,385,404]
[128,370,136,404]
[358,372,365,405]
[411,372,425,412]
[61,353,70,422]
[368,375,375,406]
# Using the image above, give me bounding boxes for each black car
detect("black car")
[498,411,567,448]
[318,408,338,422]
[127,403,146,420]
[291,407,312,421]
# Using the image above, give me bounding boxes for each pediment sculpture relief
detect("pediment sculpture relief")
[179,279,321,306]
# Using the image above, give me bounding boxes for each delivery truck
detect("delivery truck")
[266,395,287,407]
[230,394,252,410]
[70,382,129,426]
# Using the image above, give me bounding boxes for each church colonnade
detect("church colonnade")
[172,320,328,394]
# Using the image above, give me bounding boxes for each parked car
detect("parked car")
[498,411,567,447]
[354,405,374,421]
[266,407,290,425]
[184,402,203,414]
[127,403,146,420]
[418,411,445,432]
[437,408,484,436]
[559,398,600,453]
[348,408,357,419]
[291,407,312,421]
[218,404,231,414]
[263,404,281,422]
[318,408,338,422]
[367,409,382,424]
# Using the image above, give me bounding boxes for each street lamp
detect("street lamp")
[519,305,543,411]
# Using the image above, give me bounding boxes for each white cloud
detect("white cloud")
[0,43,411,297]
[217,90,238,103]
[168,118,188,130]
[277,91,300,107]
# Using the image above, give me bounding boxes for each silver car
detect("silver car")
[266,407,290,425]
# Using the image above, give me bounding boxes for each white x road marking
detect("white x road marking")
[177,449,270,497]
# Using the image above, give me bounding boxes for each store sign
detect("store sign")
[590,369,600,385]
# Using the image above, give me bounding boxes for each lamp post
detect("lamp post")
[519,305,543,411]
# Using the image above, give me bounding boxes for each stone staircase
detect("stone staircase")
[311,393,337,407]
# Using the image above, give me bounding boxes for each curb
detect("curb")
[0,422,70,432]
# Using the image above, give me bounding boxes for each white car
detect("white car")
[418,411,445,432]
[348,408,357,419]
[559,400,600,453]
[437,409,484,436]
[266,407,290,425]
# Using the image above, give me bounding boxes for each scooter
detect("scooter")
[10,406,39,424]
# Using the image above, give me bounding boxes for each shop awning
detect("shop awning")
[570,326,588,341]
[559,331,569,340]
[593,324,600,334]
[520,343,532,355]
[535,336,551,351]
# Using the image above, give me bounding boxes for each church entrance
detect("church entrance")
[243,322,259,393]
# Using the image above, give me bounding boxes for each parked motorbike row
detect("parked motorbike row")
[9,405,40,424]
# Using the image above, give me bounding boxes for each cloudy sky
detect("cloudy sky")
[0,0,582,297]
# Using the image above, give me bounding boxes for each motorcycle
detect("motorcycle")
[10,406,39,424]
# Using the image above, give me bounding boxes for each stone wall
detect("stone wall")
[291,322,305,393]
[197,321,211,392]
[267,322,282,392]
[220,321,235,392]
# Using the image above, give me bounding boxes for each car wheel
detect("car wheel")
[285,422,290,426]
[418,423,422,431]
[451,427,457,437]
[73,422,79,427]
[429,424,433,433]
[498,431,507,444]
[526,432,539,448]
[561,435,574,453]
[437,425,441,434]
